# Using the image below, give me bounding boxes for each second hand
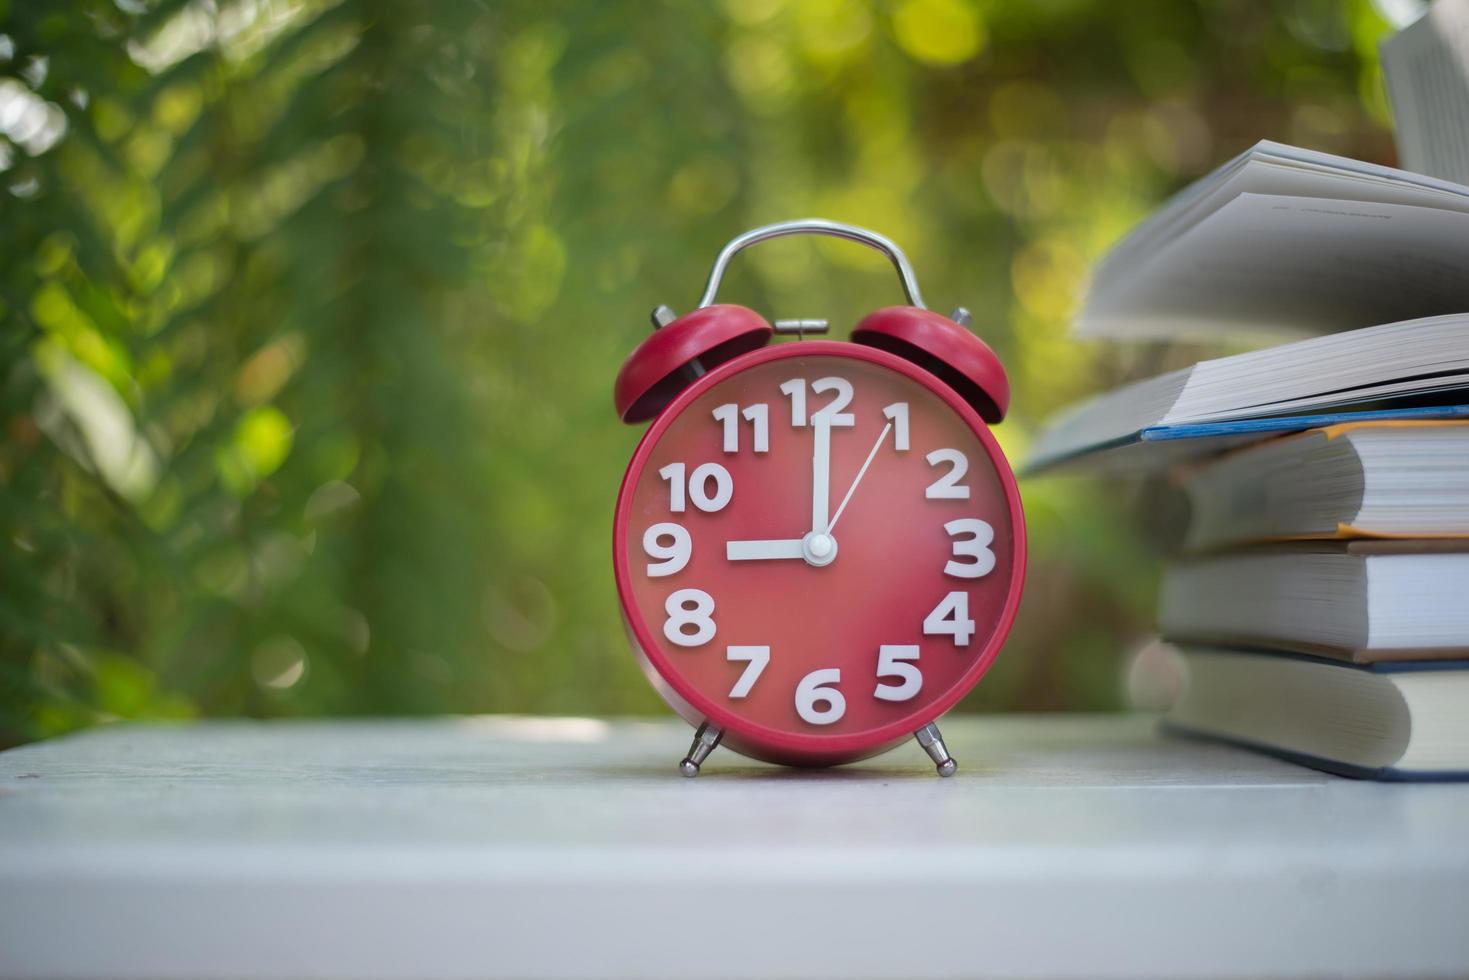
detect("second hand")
[827,422,892,534]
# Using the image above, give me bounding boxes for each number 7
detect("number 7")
[726,645,770,698]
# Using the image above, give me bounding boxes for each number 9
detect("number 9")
[643,522,691,577]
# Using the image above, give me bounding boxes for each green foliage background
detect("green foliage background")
[0,0,1399,744]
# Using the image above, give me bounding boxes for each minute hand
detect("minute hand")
[810,418,832,534]
[828,422,892,534]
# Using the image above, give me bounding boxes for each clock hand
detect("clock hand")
[811,418,831,534]
[726,539,805,560]
[827,422,892,534]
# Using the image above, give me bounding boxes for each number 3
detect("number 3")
[944,519,995,578]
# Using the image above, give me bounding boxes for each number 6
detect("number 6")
[794,668,845,725]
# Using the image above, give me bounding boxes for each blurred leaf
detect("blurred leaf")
[0,0,1394,744]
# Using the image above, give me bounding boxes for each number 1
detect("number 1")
[882,403,909,451]
[779,379,806,427]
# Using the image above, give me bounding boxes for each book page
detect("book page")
[1078,194,1469,338]
[1091,148,1469,291]
[1382,0,1469,185]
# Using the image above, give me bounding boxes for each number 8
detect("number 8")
[664,589,715,647]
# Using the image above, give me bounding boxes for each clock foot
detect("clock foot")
[914,722,957,777]
[678,721,724,777]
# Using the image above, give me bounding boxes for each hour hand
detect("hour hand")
[726,539,805,561]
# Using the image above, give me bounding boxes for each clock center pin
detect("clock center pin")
[801,531,837,566]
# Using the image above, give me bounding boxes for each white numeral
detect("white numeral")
[794,668,845,725]
[664,589,715,647]
[659,462,733,513]
[689,462,733,511]
[811,377,855,427]
[780,378,856,428]
[642,522,691,577]
[925,449,970,499]
[713,403,769,454]
[874,645,922,701]
[944,518,995,578]
[712,404,739,453]
[779,379,807,427]
[659,462,686,512]
[743,404,769,452]
[923,591,975,646]
[726,645,770,698]
[883,402,910,451]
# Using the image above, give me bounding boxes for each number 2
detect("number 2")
[810,377,854,426]
[925,449,969,499]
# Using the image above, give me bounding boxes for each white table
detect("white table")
[1,715,1466,979]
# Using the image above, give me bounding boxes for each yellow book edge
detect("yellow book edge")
[1181,419,1469,549]
[1316,418,1469,440]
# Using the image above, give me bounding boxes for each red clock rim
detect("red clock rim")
[612,340,1027,761]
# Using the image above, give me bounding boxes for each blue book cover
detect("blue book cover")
[1027,403,1469,474]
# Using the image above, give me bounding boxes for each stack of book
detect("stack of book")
[1028,139,1469,780]
[1159,423,1469,780]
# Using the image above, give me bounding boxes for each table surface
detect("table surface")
[1,714,1466,980]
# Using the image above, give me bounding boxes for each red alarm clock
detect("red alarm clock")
[613,219,1025,777]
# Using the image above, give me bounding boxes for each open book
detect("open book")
[1382,0,1469,187]
[1025,313,1469,472]
[1077,141,1469,339]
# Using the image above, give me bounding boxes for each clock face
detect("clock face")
[614,342,1024,764]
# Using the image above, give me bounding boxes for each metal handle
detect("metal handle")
[696,218,927,310]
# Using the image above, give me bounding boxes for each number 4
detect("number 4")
[923,591,975,646]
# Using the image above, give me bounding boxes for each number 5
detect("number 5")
[874,645,921,702]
